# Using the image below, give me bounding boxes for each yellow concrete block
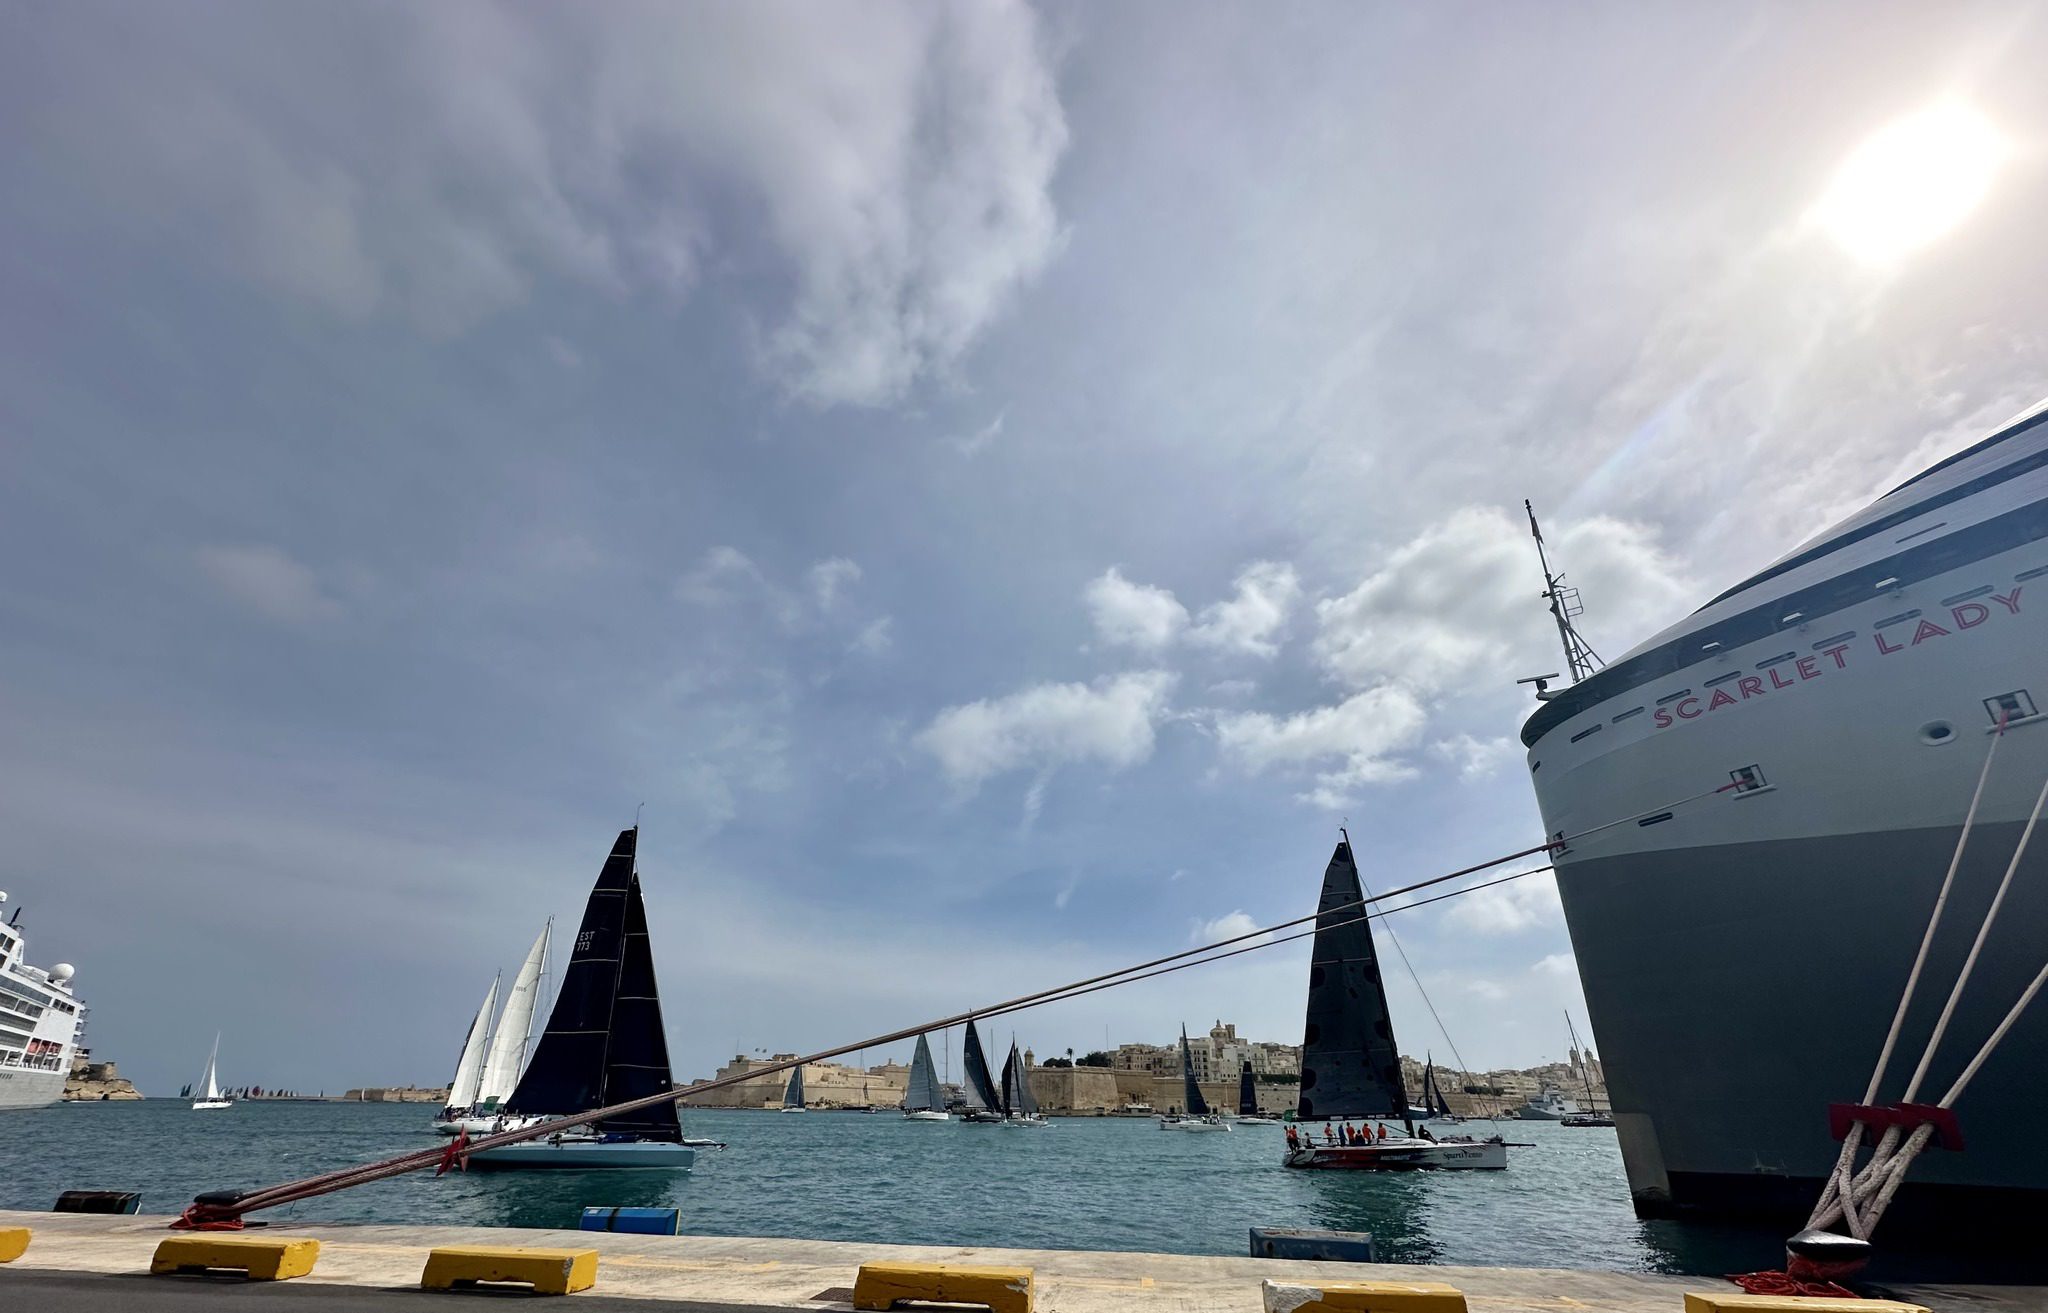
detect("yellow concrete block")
[853,1260,1035,1313]
[1262,1278,1467,1313]
[421,1245,598,1296]
[1684,1297,1929,1313]
[0,1227,29,1263]
[150,1235,320,1281]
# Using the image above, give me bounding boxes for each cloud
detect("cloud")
[1188,561,1300,657]
[19,3,1067,405]
[807,558,863,611]
[674,546,770,607]
[917,670,1178,788]
[1084,568,1189,650]
[953,413,1006,457]
[1213,686,1429,807]
[193,544,344,625]
[1430,733,1519,781]
[1444,871,1565,936]
[1314,506,1694,696]
[1532,952,1578,979]
[850,617,895,657]
[1191,910,1270,946]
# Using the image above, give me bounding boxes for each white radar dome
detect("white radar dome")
[50,963,75,983]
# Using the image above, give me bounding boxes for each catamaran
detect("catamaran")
[1283,836,1507,1170]
[1159,1026,1230,1131]
[999,1040,1048,1126]
[957,1021,1005,1123]
[191,1034,233,1111]
[779,1063,807,1113]
[902,1033,949,1120]
[1237,1062,1280,1125]
[436,922,553,1136]
[467,828,695,1171]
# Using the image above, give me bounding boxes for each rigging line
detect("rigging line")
[968,865,1558,1025]
[201,781,1730,1218]
[1350,850,1492,1126]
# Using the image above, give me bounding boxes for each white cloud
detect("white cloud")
[1430,733,1519,781]
[1213,686,1429,807]
[674,546,769,607]
[850,617,895,657]
[953,413,1006,457]
[1191,909,1269,946]
[193,544,344,625]
[1445,871,1565,936]
[807,558,863,610]
[30,4,1067,406]
[1314,506,1693,696]
[1532,952,1578,980]
[1188,561,1300,657]
[917,670,1178,788]
[1084,568,1189,651]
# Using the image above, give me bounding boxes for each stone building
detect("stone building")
[681,1054,909,1109]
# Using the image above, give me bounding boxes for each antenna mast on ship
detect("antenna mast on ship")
[1519,500,1602,699]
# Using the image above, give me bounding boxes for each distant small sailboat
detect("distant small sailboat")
[957,1020,1005,1123]
[1237,1062,1279,1125]
[780,1063,808,1113]
[999,1039,1048,1127]
[1559,1012,1615,1128]
[466,827,695,1171]
[1159,1026,1230,1131]
[1420,1056,1461,1122]
[191,1034,233,1110]
[1283,834,1507,1170]
[902,1033,950,1121]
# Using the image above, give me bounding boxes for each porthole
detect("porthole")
[1920,721,1956,745]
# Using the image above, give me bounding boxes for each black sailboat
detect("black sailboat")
[903,1034,949,1120]
[1159,1025,1230,1130]
[1240,1063,1258,1116]
[1421,1056,1457,1121]
[998,1039,1047,1125]
[959,1020,1004,1122]
[469,827,696,1169]
[1284,834,1506,1170]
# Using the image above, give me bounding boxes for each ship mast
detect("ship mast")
[1521,500,1602,694]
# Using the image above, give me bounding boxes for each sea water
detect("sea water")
[3,1101,1786,1274]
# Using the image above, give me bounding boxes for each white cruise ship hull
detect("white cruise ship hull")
[0,1066,68,1110]
[1522,405,2048,1236]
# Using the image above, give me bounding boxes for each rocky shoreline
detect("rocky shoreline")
[62,1054,142,1101]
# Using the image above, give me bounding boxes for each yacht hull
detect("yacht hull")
[466,1140,696,1171]
[1284,1138,1507,1170]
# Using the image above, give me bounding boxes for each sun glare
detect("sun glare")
[1809,103,2008,266]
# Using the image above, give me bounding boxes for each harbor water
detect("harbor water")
[4,1100,1792,1275]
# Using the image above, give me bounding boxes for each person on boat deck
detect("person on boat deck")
[1341,1124,1356,1145]
[1322,1124,1336,1143]
[1377,1122,1389,1141]
[1285,1126,1300,1149]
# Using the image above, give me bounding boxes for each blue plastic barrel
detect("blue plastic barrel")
[579,1206,681,1235]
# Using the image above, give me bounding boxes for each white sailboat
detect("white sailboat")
[436,922,553,1136]
[191,1034,233,1110]
[902,1033,950,1121]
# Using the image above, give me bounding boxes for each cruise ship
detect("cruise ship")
[0,892,86,1110]
[1523,402,2048,1237]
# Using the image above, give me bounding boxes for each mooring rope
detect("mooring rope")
[1807,714,2006,1236]
[1805,736,2048,1242]
[178,780,1735,1226]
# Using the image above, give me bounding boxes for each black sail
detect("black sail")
[999,1044,1018,1118]
[597,870,681,1140]
[1296,839,1410,1128]
[505,828,679,1140]
[961,1021,1002,1113]
[1239,1062,1258,1116]
[1180,1027,1210,1116]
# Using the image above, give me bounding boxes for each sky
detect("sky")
[4,1,2047,1098]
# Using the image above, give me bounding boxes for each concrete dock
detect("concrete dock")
[0,1210,2028,1312]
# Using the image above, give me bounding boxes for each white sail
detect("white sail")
[200,1034,221,1101]
[448,978,499,1111]
[476,922,550,1108]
